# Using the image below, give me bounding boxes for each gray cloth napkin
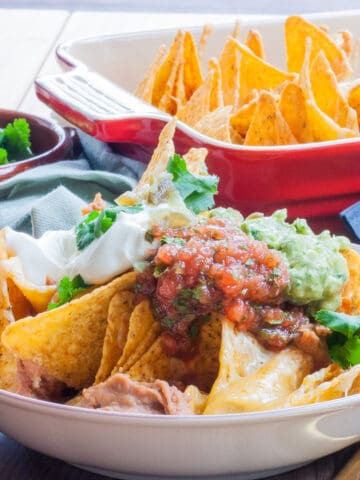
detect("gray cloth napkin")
[0,131,146,236]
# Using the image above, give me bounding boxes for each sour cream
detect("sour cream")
[4,202,195,286]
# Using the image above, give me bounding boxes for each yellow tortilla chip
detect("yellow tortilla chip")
[198,24,213,60]
[183,31,203,101]
[264,363,360,410]
[113,299,160,373]
[230,94,258,136]
[285,15,352,81]
[183,147,208,175]
[245,29,264,58]
[1,272,136,389]
[134,44,166,104]
[127,336,172,383]
[152,30,184,107]
[158,34,184,115]
[173,61,186,109]
[177,70,215,126]
[208,57,224,111]
[244,90,298,146]
[188,312,223,393]
[348,83,360,127]
[95,290,135,384]
[279,82,311,143]
[310,51,358,131]
[0,256,56,313]
[194,106,232,143]
[339,248,360,315]
[219,24,241,107]
[230,37,295,102]
[298,41,357,142]
[204,345,313,414]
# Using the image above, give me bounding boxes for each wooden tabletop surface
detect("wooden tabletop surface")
[0,3,359,479]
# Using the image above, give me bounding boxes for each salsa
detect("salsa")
[136,218,318,357]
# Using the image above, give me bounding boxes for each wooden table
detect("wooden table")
[0,5,359,480]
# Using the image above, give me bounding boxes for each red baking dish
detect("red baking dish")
[35,11,360,236]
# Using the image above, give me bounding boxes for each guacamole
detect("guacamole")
[241,209,350,311]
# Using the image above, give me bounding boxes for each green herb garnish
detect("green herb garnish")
[76,204,143,250]
[315,310,360,368]
[167,153,219,214]
[0,118,33,164]
[161,237,186,246]
[48,275,89,310]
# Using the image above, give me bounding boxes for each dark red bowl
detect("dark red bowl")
[0,109,73,181]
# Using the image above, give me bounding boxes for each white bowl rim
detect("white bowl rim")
[1,387,359,427]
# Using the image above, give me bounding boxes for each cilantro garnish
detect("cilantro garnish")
[161,237,186,246]
[0,118,33,163]
[167,153,219,214]
[76,204,143,250]
[315,310,360,368]
[48,275,89,310]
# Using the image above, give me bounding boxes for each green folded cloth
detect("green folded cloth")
[0,131,146,237]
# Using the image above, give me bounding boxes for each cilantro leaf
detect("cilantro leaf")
[167,153,219,214]
[76,204,143,250]
[315,310,360,368]
[0,118,33,161]
[48,275,89,310]
[315,310,360,338]
[0,148,8,165]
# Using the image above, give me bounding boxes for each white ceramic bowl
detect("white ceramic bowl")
[0,388,359,479]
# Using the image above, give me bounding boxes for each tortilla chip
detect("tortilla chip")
[230,94,258,136]
[244,90,298,146]
[133,120,176,193]
[298,41,358,142]
[348,83,360,127]
[208,57,224,111]
[245,29,264,58]
[310,51,358,131]
[134,44,166,104]
[173,61,186,109]
[230,37,295,102]
[186,312,223,393]
[127,336,172,383]
[113,299,160,373]
[198,24,213,60]
[0,259,18,391]
[204,345,313,414]
[94,290,135,384]
[152,30,184,107]
[264,363,360,409]
[339,248,360,315]
[183,31,203,101]
[285,15,352,81]
[219,26,241,107]
[0,256,56,313]
[183,147,208,175]
[194,106,232,143]
[177,70,215,126]
[158,34,184,115]
[1,272,137,389]
[279,82,311,143]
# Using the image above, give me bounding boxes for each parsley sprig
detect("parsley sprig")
[167,154,219,214]
[0,118,33,164]
[48,275,89,310]
[315,310,360,368]
[76,204,143,250]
